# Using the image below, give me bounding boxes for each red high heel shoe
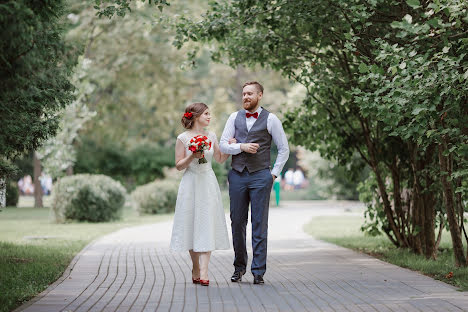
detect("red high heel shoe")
[192,269,200,284]
[199,279,209,286]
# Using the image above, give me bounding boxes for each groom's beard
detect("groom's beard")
[243,98,258,111]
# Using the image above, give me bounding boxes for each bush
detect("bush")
[74,138,131,183]
[6,180,19,207]
[75,138,175,190]
[52,174,126,223]
[128,144,175,186]
[131,178,179,215]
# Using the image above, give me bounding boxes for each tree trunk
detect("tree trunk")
[411,187,423,254]
[33,152,43,208]
[435,214,444,254]
[0,176,5,208]
[437,142,466,266]
[408,142,437,258]
[390,159,410,248]
[408,142,423,254]
[424,191,436,259]
[66,165,73,176]
[361,119,406,247]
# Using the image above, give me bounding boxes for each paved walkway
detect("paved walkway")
[16,201,468,312]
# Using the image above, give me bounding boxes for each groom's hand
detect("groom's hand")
[241,143,259,154]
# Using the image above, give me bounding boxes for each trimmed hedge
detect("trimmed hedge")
[52,174,126,223]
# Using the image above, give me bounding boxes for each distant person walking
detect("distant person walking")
[293,168,305,189]
[284,168,294,191]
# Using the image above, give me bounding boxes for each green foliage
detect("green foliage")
[318,155,370,200]
[0,159,18,180]
[212,161,228,188]
[75,137,130,180]
[74,137,175,190]
[128,144,175,186]
[67,1,197,147]
[37,56,97,179]
[357,173,386,237]
[71,0,294,155]
[5,181,19,207]
[52,174,126,223]
[175,0,468,260]
[10,152,33,182]
[353,0,468,199]
[0,0,76,168]
[296,149,368,200]
[131,178,178,214]
[93,0,169,18]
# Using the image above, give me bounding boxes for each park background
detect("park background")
[1,0,467,311]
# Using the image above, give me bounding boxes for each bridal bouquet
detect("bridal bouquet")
[188,135,212,164]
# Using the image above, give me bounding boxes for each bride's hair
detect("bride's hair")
[181,102,208,129]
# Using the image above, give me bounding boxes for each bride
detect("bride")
[170,102,234,286]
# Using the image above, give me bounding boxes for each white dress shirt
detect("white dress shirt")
[220,107,290,177]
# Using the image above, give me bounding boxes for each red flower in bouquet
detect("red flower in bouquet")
[188,135,212,164]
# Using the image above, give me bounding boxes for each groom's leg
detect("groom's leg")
[228,169,250,272]
[249,168,273,276]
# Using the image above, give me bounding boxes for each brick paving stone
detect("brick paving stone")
[14,201,468,312]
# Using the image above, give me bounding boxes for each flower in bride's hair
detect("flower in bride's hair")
[184,112,193,119]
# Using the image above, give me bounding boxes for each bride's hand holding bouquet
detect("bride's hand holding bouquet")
[188,135,212,164]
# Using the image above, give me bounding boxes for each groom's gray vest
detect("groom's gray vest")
[231,108,272,173]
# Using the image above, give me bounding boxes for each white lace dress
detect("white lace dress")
[170,131,230,252]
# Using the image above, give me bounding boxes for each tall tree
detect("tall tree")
[0,0,76,207]
[36,56,96,180]
[174,0,467,265]
[76,0,295,148]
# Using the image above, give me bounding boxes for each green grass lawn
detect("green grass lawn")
[0,205,171,312]
[304,215,468,291]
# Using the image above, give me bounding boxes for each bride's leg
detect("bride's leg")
[199,251,211,280]
[189,250,200,279]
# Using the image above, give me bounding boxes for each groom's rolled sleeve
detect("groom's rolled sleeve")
[220,112,242,155]
[269,114,290,177]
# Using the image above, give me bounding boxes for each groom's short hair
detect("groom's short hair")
[243,81,264,94]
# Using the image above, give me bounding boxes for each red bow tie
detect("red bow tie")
[246,112,259,119]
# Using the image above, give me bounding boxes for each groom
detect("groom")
[220,81,289,284]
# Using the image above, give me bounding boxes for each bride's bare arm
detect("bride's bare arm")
[213,138,236,163]
[175,139,202,170]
